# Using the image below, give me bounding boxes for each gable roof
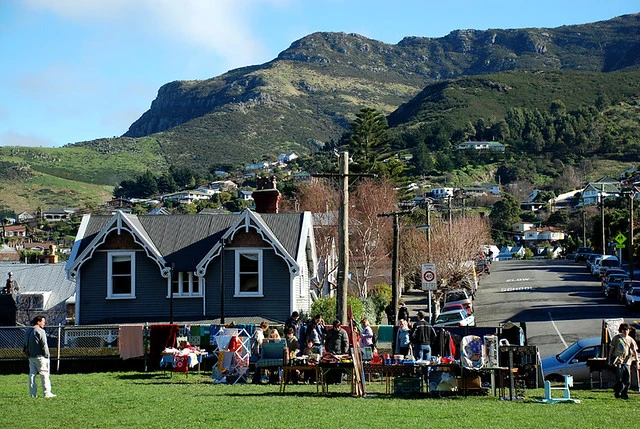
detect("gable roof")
[66,209,309,279]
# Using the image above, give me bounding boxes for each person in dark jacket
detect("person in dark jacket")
[284,311,303,340]
[397,300,410,323]
[324,320,350,384]
[411,311,436,361]
[23,315,56,398]
[325,320,349,355]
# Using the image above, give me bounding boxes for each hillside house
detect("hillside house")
[523,227,566,244]
[431,187,454,200]
[580,176,620,206]
[456,141,506,151]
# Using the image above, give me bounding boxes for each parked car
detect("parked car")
[618,280,640,303]
[597,256,621,277]
[541,337,602,383]
[586,253,601,271]
[590,257,604,276]
[434,309,475,327]
[625,287,640,309]
[565,253,576,262]
[602,274,630,298]
[575,247,593,262]
[600,268,626,284]
[441,302,467,313]
[444,289,473,313]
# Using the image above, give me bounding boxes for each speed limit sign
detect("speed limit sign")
[421,263,437,291]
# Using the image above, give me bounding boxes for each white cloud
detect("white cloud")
[0,131,58,148]
[24,0,293,69]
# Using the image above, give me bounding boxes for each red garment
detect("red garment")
[173,355,189,373]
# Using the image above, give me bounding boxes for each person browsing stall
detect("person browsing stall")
[325,320,349,355]
[411,311,436,361]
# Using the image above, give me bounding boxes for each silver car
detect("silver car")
[625,287,640,309]
[541,337,602,383]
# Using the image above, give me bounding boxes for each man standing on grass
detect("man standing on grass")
[23,315,56,398]
[608,322,638,400]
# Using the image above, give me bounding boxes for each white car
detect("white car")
[434,309,475,327]
[625,287,640,309]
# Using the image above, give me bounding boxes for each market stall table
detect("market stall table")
[319,362,355,394]
[280,365,320,393]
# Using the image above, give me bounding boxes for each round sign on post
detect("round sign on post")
[421,263,437,291]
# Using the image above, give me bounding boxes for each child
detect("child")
[302,339,320,383]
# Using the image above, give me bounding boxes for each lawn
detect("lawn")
[0,371,635,428]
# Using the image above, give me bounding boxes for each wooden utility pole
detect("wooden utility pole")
[314,152,374,324]
[337,152,349,324]
[378,210,412,325]
[629,191,635,280]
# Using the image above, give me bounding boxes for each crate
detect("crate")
[394,376,421,396]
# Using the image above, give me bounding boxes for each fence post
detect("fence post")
[57,324,61,373]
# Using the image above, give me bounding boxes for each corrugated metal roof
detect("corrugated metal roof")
[0,263,75,310]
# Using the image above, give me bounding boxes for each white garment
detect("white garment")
[29,356,53,397]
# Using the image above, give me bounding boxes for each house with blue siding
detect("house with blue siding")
[65,189,317,325]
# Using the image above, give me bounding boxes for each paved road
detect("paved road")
[474,259,640,358]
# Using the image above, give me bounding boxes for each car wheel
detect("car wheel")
[544,374,564,383]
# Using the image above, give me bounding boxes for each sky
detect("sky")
[1,1,638,148]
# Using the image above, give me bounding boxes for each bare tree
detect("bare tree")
[297,180,340,295]
[401,214,491,303]
[349,178,397,297]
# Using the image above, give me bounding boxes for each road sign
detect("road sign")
[614,233,627,244]
[421,263,437,291]
[616,244,626,249]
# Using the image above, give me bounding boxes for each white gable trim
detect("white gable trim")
[196,209,300,276]
[66,211,169,280]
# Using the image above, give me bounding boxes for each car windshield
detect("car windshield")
[631,288,640,297]
[447,292,467,301]
[602,259,619,267]
[557,341,584,363]
[436,312,462,323]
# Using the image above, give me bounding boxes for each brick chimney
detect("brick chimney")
[252,176,281,213]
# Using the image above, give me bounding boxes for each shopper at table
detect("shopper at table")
[395,319,412,357]
[302,339,320,383]
[359,318,375,350]
[325,320,349,355]
[411,311,436,361]
[305,314,326,354]
[285,327,300,356]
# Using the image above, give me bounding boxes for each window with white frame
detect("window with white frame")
[107,252,135,298]
[235,250,262,296]
[169,271,201,297]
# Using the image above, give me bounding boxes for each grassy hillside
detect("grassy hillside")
[0,169,113,213]
[388,70,640,131]
[0,137,168,186]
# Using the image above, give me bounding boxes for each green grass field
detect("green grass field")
[0,372,636,428]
